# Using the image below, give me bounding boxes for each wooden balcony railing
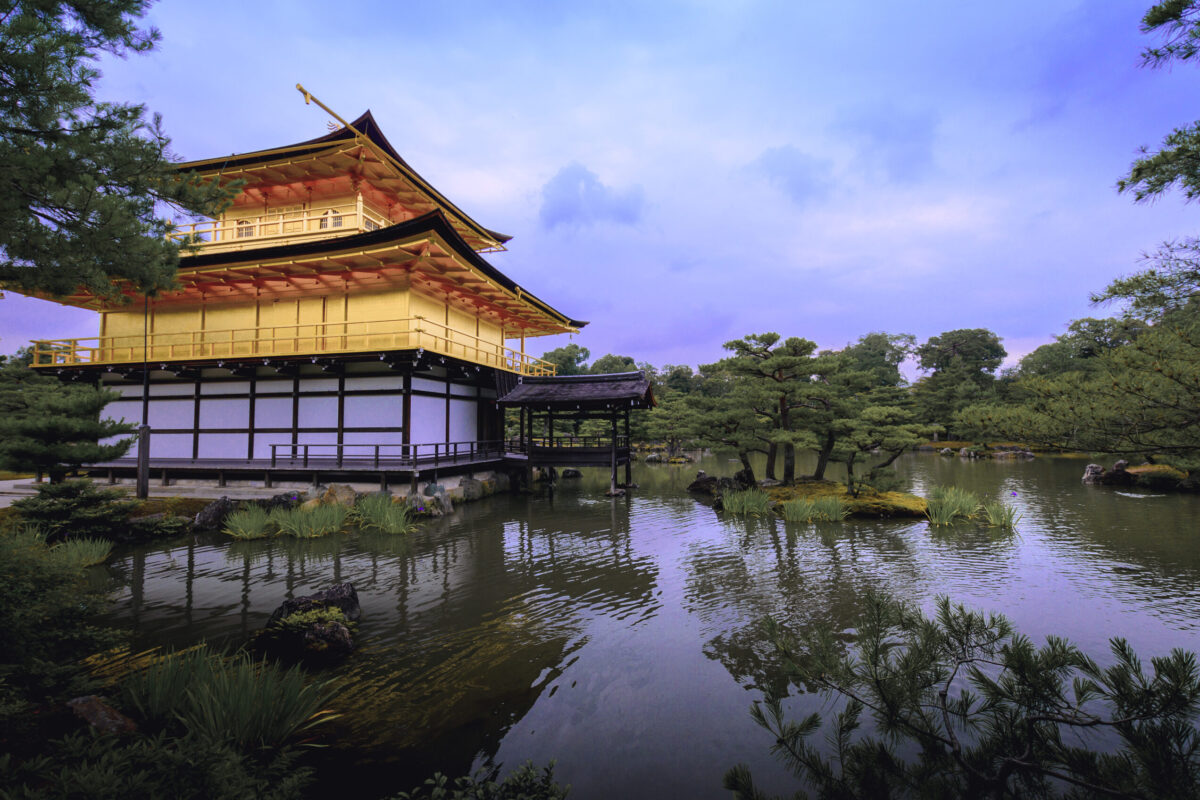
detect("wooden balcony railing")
[167,202,391,254]
[30,316,556,376]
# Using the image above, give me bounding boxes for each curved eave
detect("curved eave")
[166,210,582,334]
[174,110,511,247]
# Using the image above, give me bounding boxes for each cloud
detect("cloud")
[538,163,645,229]
[750,145,831,206]
[836,105,938,183]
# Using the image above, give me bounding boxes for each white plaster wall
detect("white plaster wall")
[298,378,338,393]
[144,433,192,459]
[104,400,141,427]
[412,376,444,393]
[256,380,292,395]
[409,395,446,444]
[148,399,192,430]
[197,433,247,459]
[345,376,402,391]
[297,396,338,428]
[199,397,250,429]
[254,397,292,428]
[253,432,293,460]
[448,398,477,442]
[450,383,476,397]
[344,394,399,427]
[148,384,194,396]
[201,381,249,395]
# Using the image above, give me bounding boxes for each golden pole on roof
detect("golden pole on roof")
[295,84,363,140]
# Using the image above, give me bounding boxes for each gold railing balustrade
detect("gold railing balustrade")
[31,316,556,376]
[167,204,392,254]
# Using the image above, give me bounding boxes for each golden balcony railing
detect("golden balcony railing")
[31,316,557,376]
[167,202,391,254]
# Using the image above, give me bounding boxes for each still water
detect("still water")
[101,454,1200,798]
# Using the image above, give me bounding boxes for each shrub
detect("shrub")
[11,479,137,542]
[122,647,337,751]
[0,729,311,800]
[392,761,570,800]
[223,505,274,540]
[726,594,1200,800]
[722,489,773,517]
[351,493,415,535]
[0,524,117,709]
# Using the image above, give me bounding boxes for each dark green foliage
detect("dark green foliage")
[588,353,637,374]
[0,0,236,298]
[540,344,590,376]
[121,647,336,751]
[0,524,117,711]
[912,329,1006,436]
[11,479,137,542]
[392,761,570,800]
[726,594,1200,799]
[0,729,310,800]
[0,357,134,482]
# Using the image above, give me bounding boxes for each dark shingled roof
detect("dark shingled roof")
[498,371,656,410]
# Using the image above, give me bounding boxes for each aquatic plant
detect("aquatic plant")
[981,501,1020,530]
[722,489,773,517]
[270,504,349,538]
[49,537,112,567]
[781,496,848,523]
[122,646,337,751]
[925,486,979,526]
[351,493,415,535]
[223,505,274,539]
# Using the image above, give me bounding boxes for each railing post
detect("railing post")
[374,444,380,468]
[271,445,277,468]
[303,444,309,467]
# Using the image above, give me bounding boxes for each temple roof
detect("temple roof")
[498,372,656,410]
[175,110,511,251]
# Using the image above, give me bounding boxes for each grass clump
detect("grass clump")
[49,537,113,567]
[270,505,348,538]
[925,486,980,526]
[351,493,416,535]
[122,646,337,750]
[275,607,353,635]
[722,488,773,517]
[981,501,1020,530]
[781,496,848,523]
[223,505,273,540]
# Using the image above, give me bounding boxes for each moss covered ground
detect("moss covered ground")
[764,480,926,519]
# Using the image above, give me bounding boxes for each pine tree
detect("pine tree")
[0,0,236,299]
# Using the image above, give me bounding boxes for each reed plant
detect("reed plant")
[722,489,773,517]
[270,505,349,538]
[49,537,113,567]
[781,496,849,523]
[351,493,416,535]
[781,498,818,523]
[122,647,337,751]
[981,501,1021,530]
[925,486,980,526]
[222,504,274,540]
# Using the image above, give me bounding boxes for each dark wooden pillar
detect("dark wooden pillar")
[609,412,618,494]
[624,408,632,486]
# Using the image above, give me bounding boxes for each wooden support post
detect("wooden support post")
[264,471,273,489]
[380,473,388,492]
[160,469,169,487]
[609,414,618,495]
[107,469,115,485]
[218,470,226,488]
[624,409,632,487]
[136,424,150,499]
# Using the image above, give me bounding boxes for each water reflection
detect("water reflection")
[98,453,1200,800]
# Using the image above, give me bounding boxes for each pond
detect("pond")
[99,453,1200,799]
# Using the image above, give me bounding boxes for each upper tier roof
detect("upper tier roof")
[175,111,511,252]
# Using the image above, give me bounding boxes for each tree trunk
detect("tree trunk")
[782,443,795,484]
[738,450,755,483]
[765,442,778,481]
[812,432,836,480]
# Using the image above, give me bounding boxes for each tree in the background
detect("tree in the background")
[911,328,1006,437]
[845,332,915,387]
[0,355,133,482]
[589,353,637,374]
[1119,1,1200,203]
[540,343,590,376]
[0,0,236,298]
[683,373,772,479]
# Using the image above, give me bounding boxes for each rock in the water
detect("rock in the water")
[268,583,361,626]
[261,491,306,511]
[459,478,484,501]
[732,468,755,491]
[193,497,238,531]
[67,696,137,734]
[321,484,357,507]
[299,497,322,512]
[939,448,953,456]
[493,472,511,493]
[687,470,740,497]
[1083,461,1136,486]
[644,452,663,463]
[302,620,355,657]
[561,468,583,479]
[1083,464,1104,484]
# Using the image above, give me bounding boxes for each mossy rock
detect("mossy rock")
[129,497,211,519]
[1128,464,1189,491]
[764,480,926,519]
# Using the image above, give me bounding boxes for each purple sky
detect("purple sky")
[3,0,1197,373]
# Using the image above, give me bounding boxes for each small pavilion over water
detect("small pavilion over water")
[499,372,655,493]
